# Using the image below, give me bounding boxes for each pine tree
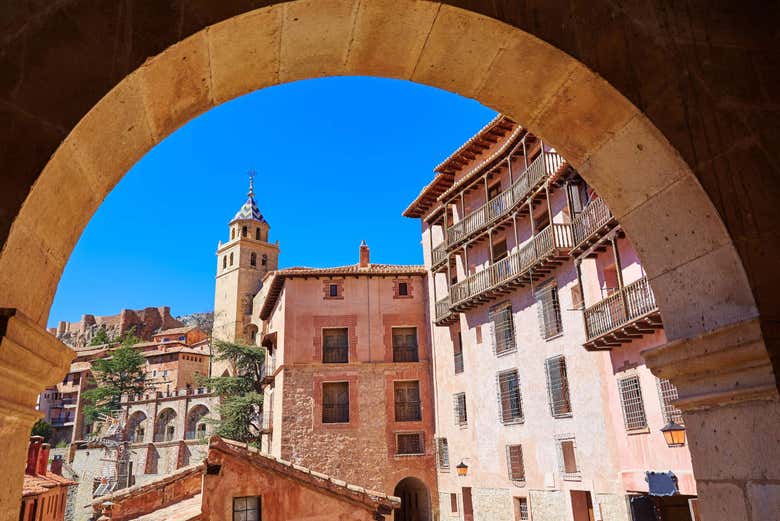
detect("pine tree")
[31,419,53,442]
[88,325,111,346]
[199,339,265,444]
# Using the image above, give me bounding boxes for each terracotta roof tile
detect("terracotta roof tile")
[23,472,76,497]
[155,326,196,336]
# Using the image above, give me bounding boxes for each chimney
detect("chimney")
[359,240,370,268]
[26,436,43,475]
[50,455,64,476]
[36,443,51,476]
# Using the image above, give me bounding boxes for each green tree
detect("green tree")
[88,326,111,346]
[82,332,148,423]
[31,419,53,442]
[199,339,265,444]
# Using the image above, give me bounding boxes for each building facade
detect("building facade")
[404,116,696,521]
[21,437,76,521]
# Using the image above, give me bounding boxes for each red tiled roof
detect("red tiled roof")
[143,347,209,358]
[155,326,196,336]
[23,472,76,497]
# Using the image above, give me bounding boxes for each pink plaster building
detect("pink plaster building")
[252,242,438,521]
[404,115,697,521]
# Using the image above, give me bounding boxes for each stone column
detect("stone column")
[0,309,74,519]
[643,318,780,521]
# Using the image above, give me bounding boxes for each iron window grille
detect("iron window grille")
[618,374,648,431]
[490,303,517,356]
[322,382,349,423]
[515,497,529,520]
[398,282,409,296]
[233,496,261,521]
[497,370,524,424]
[657,378,684,425]
[322,328,349,363]
[329,284,338,297]
[435,437,450,470]
[506,444,526,482]
[536,281,563,339]
[396,432,424,455]
[453,392,468,426]
[556,435,581,480]
[545,355,572,418]
[454,332,464,374]
[394,381,422,422]
[392,327,419,362]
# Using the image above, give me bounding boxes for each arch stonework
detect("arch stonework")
[0,1,777,519]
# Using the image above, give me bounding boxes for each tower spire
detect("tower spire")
[248,169,256,198]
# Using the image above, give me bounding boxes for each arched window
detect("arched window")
[229,252,234,266]
[242,226,247,237]
[262,254,268,266]
[255,228,261,240]
[222,256,227,269]
[231,228,235,239]
[250,253,257,266]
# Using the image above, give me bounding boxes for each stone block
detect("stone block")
[208,7,283,104]
[345,0,439,79]
[137,31,214,141]
[747,482,780,521]
[696,481,749,521]
[411,5,516,99]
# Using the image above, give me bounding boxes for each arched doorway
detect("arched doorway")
[126,411,147,443]
[0,2,777,520]
[185,405,210,440]
[394,477,431,521]
[154,408,177,442]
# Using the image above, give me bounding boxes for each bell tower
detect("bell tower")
[212,173,279,375]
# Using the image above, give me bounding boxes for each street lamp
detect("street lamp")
[456,461,469,477]
[660,421,686,447]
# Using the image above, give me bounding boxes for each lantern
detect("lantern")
[456,461,469,477]
[660,421,686,447]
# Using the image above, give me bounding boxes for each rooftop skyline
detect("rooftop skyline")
[48,76,495,328]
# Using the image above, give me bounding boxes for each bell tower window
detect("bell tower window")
[231,228,235,240]
[229,252,234,266]
[242,226,248,237]
[222,256,227,270]
[256,228,261,240]
[250,253,257,267]
[262,254,268,266]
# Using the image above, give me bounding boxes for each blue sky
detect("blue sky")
[48,77,495,327]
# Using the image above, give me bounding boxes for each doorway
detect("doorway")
[570,490,595,521]
[393,477,431,521]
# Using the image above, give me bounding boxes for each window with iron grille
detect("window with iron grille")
[453,331,464,374]
[514,497,529,520]
[322,328,349,363]
[392,327,419,362]
[490,303,516,356]
[233,496,261,521]
[322,382,349,423]
[545,356,572,417]
[618,375,647,431]
[450,493,458,513]
[398,282,409,296]
[557,436,580,480]
[506,444,525,481]
[396,432,424,455]
[394,381,422,422]
[435,437,450,470]
[453,392,467,426]
[497,370,523,424]
[536,282,563,339]
[657,378,684,425]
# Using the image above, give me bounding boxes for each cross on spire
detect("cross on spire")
[248,169,256,198]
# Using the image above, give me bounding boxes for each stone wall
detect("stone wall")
[471,487,514,521]
[528,490,567,521]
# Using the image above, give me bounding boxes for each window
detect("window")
[571,282,583,309]
[618,375,647,431]
[557,436,580,479]
[450,493,458,513]
[329,284,338,297]
[488,182,502,200]
[229,252,234,266]
[322,382,349,423]
[396,432,424,455]
[322,328,349,363]
[453,331,464,374]
[475,325,482,344]
[392,327,419,362]
[435,437,450,470]
[231,228,236,240]
[498,369,523,423]
[250,253,257,266]
[453,392,467,426]
[514,497,529,521]
[233,496,260,521]
[657,378,684,425]
[242,226,247,237]
[490,303,516,355]
[545,355,572,417]
[398,282,409,296]
[534,210,550,231]
[261,254,267,266]
[222,256,227,269]
[536,281,562,338]
[492,238,508,262]
[506,444,525,481]
[179,336,185,341]
[255,228,261,240]
[394,381,421,421]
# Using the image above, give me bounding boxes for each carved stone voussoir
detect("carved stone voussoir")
[642,318,778,411]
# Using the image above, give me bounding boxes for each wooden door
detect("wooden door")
[462,487,474,521]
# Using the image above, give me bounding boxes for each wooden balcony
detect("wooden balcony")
[583,276,663,349]
[449,224,573,312]
[431,243,448,270]
[434,295,457,326]
[445,151,565,250]
[261,357,275,385]
[570,197,618,258]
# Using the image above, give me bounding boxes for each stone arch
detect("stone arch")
[154,408,178,442]
[185,404,210,440]
[0,2,776,519]
[126,410,148,443]
[394,476,431,521]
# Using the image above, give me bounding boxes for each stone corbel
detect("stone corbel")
[0,308,75,419]
[642,318,778,412]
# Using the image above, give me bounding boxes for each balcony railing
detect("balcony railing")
[184,430,207,440]
[445,151,565,249]
[571,197,616,252]
[450,224,573,308]
[154,432,176,442]
[434,296,454,325]
[432,243,447,268]
[395,401,422,422]
[260,357,275,382]
[584,276,660,343]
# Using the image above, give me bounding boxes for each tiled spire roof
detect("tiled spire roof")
[231,171,266,223]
